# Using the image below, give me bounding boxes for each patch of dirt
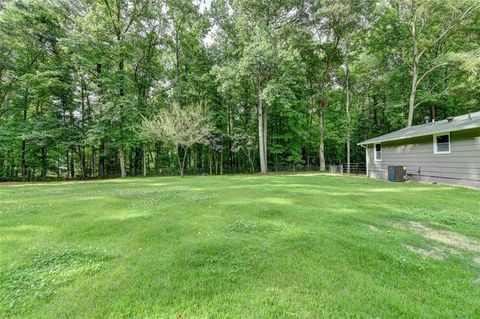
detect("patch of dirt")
[474,257,480,266]
[395,221,480,253]
[405,245,446,260]
[365,224,380,232]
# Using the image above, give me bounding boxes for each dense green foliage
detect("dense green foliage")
[0,0,479,180]
[1,174,480,317]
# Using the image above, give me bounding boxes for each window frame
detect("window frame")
[374,143,382,161]
[433,132,451,155]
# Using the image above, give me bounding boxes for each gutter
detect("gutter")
[358,118,480,146]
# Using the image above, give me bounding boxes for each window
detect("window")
[433,133,451,154]
[374,143,382,161]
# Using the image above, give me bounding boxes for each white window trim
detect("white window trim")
[374,143,382,161]
[433,132,451,155]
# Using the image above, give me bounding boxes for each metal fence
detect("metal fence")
[157,164,368,176]
[1,164,367,182]
[328,163,367,175]
[149,165,323,176]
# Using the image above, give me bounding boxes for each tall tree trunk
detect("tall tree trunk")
[220,152,223,175]
[57,154,61,179]
[21,140,27,181]
[10,150,15,178]
[318,101,326,171]
[257,84,267,174]
[118,144,127,177]
[408,55,419,127]
[431,105,437,121]
[117,57,127,178]
[99,141,105,177]
[21,92,28,181]
[129,148,135,175]
[78,146,86,178]
[209,150,213,174]
[194,146,201,173]
[173,26,182,101]
[143,145,147,176]
[155,142,161,173]
[70,147,75,178]
[79,80,86,178]
[407,18,419,128]
[92,149,96,177]
[345,52,351,174]
[263,106,268,171]
[248,151,255,173]
[0,151,4,181]
[41,146,47,179]
[227,107,234,170]
[96,63,105,178]
[66,149,70,178]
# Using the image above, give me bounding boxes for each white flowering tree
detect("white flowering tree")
[139,102,212,176]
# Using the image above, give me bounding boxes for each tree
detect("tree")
[307,0,344,171]
[389,0,480,127]
[332,0,373,173]
[139,102,212,176]
[212,0,306,174]
[231,128,256,173]
[1,0,478,181]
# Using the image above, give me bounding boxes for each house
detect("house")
[358,111,480,188]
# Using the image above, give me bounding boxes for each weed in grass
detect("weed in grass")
[405,245,447,260]
[225,220,261,234]
[225,220,280,234]
[127,198,164,212]
[174,191,214,202]
[113,189,161,199]
[0,204,43,216]
[181,244,255,284]
[0,250,111,316]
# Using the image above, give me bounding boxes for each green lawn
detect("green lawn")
[1,174,480,318]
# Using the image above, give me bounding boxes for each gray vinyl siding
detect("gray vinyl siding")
[366,128,480,188]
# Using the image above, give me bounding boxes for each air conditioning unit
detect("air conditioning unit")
[388,166,406,182]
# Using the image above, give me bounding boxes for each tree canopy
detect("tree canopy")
[0,0,479,181]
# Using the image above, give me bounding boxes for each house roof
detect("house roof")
[358,111,480,145]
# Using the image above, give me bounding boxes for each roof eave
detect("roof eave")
[358,123,480,146]
[357,111,480,146]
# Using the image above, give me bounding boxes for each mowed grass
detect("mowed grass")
[1,174,480,318]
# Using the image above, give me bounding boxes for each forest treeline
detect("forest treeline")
[0,0,479,181]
